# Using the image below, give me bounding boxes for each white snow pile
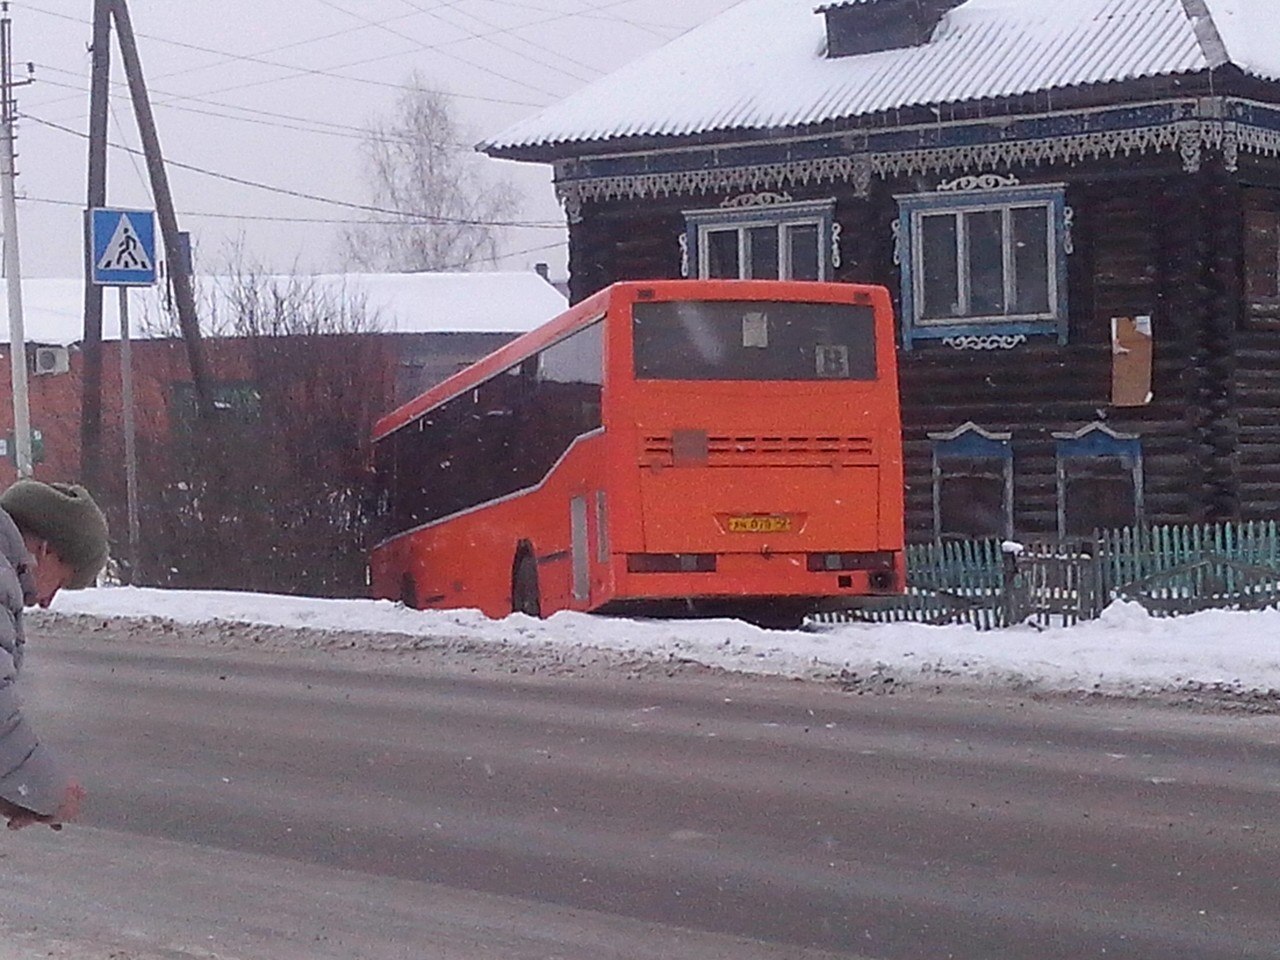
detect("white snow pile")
[45,586,1280,698]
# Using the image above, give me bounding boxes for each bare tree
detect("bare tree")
[105,249,394,596]
[341,75,522,272]
[141,239,384,338]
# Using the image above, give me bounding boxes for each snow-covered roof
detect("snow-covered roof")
[0,272,568,346]
[485,0,1279,156]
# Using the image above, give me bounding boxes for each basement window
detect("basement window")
[929,423,1013,540]
[1055,424,1143,537]
[1244,189,1280,328]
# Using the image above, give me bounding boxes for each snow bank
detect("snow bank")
[45,587,1280,697]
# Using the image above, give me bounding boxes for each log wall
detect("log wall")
[564,156,1270,540]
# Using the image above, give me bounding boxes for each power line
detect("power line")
[18,194,567,271]
[35,70,485,151]
[137,8,431,85]
[107,95,150,196]
[432,0,679,39]
[23,0,693,117]
[23,3,550,109]
[25,112,566,229]
[20,193,568,234]
[312,0,566,99]
[395,0,599,84]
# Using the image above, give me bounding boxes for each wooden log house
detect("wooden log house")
[484,0,1280,543]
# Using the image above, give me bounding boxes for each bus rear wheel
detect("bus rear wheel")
[512,553,542,618]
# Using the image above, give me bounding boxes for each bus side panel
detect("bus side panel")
[369,433,616,620]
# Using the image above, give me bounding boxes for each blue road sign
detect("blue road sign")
[89,208,157,286]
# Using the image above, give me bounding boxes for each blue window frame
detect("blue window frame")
[929,422,1014,540]
[684,199,836,281]
[1054,424,1143,536]
[896,184,1069,348]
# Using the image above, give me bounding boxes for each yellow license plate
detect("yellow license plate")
[727,515,792,534]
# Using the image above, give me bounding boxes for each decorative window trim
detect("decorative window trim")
[683,197,836,281]
[1053,423,1144,537]
[928,422,1014,541]
[895,182,1069,350]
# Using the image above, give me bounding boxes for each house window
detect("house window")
[896,183,1069,347]
[684,199,835,281]
[929,423,1013,540]
[1244,191,1280,326]
[1054,424,1143,537]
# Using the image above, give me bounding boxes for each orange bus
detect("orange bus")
[369,280,903,628]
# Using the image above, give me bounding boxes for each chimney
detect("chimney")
[818,0,963,58]
[534,262,551,283]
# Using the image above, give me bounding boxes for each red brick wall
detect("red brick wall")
[0,334,420,595]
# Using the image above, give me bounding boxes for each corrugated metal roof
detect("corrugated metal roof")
[484,0,1275,156]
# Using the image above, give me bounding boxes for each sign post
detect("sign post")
[89,207,156,584]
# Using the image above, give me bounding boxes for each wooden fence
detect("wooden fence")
[1099,521,1280,615]
[814,520,1280,629]
[812,539,1006,630]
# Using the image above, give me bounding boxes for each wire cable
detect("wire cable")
[25,113,566,229]
[20,193,567,233]
[22,3,550,109]
[311,0,566,99]
[34,71,481,150]
[393,0,599,84]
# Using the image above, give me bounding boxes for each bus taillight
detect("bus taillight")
[627,553,717,573]
[806,551,896,573]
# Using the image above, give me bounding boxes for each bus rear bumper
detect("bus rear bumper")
[614,550,904,601]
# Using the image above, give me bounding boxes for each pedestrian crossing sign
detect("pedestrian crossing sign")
[89,208,157,286]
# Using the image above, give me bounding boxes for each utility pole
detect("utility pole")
[117,287,139,583]
[0,2,34,478]
[108,0,211,419]
[80,0,111,492]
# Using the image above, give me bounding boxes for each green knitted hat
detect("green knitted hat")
[0,480,109,589]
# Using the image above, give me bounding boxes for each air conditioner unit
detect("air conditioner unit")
[33,346,69,376]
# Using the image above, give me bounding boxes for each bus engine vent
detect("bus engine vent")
[642,434,873,466]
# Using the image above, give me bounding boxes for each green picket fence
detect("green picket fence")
[1098,520,1280,591]
[1099,520,1280,615]
[810,538,1006,630]
[812,520,1280,630]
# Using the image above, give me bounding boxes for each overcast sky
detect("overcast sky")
[15,0,742,281]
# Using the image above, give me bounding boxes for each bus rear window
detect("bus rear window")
[632,300,877,381]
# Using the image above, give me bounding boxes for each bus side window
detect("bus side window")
[381,324,606,538]
[537,322,604,437]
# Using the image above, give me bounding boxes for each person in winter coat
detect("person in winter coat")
[0,480,108,831]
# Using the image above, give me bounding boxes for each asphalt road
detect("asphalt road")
[5,624,1280,960]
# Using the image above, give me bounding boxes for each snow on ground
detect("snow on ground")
[45,586,1280,697]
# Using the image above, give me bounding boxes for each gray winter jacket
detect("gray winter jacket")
[0,506,68,816]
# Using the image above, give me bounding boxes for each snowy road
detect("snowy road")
[3,618,1279,959]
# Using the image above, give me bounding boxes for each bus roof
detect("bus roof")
[370,279,887,442]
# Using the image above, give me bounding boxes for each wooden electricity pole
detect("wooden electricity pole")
[81,0,212,489]
[108,0,211,417]
[79,0,110,492]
